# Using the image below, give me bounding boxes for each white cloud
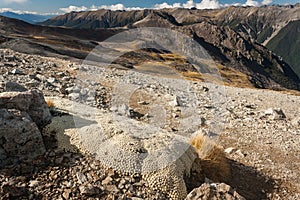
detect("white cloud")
[244,0,260,6]
[59,6,87,13]
[98,3,126,11]
[195,0,221,9]
[2,0,27,4]
[183,0,196,8]
[154,0,220,10]
[98,4,142,11]
[58,0,270,14]
[261,0,272,5]
[0,8,59,15]
[154,2,181,9]
[60,4,142,13]
[0,7,37,14]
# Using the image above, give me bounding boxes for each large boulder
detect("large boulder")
[0,89,52,129]
[0,109,46,167]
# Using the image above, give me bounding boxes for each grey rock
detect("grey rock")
[68,93,80,100]
[5,82,28,92]
[36,74,47,82]
[0,109,46,168]
[0,89,52,129]
[264,108,286,120]
[11,68,24,75]
[47,77,56,83]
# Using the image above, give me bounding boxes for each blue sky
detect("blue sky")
[0,0,299,14]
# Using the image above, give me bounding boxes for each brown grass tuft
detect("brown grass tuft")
[46,99,55,108]
[190,133,231,182]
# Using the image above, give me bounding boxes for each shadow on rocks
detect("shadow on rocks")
[0,109,97,199]
[225,159,276,200]
[186,157,277,200]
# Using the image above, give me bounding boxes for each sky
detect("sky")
[0,0,299,14]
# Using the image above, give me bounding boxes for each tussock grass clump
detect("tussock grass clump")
[190,133,230,182]
[46,99,55,108]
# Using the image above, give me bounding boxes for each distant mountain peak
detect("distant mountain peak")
[0,11,56,24]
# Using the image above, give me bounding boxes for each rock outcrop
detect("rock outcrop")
[0,89,52,129]
[0,109,46,167]
[0,89,51,167]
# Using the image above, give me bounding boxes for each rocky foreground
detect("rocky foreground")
[0,49,300,199]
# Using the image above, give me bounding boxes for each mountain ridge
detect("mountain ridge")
[40,5,300,77]
[1,7,300,91]
[0,11,55,24]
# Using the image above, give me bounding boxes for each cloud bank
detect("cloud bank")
[59,4,143,13]
[59,6,88,13]
[58,0,274,13]
[0,7,36,14]
[1,0,275,15]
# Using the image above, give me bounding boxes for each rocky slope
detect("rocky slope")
[0,49,299,200]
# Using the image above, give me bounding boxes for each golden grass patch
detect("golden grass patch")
[190,133,231,182]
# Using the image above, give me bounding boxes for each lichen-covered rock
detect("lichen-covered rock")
[79,122,198,200]
[186,183,246,200]
[0,109,46,167]
[0,89,52,129]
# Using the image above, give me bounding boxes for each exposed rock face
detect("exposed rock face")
[0,89,51,168]
[186,183,246,200]
[0,89,52,129]
[0,109,46,167]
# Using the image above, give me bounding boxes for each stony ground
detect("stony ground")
[0,49,300,199]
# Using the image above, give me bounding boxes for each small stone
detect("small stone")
[68,93,80,100]
[102,176,113,185]
[224,147,236,154]
[132,197,143,200]
[79,184,98,195]
[264,108,286,120]
[11,68,24,75]
[235,149,245,157]
[62,189,71,199]
[76,172,88,184]
[47,77,56,83]
[29,180,40,187]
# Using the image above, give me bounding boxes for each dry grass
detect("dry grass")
[160,53,186,63]
[46,99,55,108]
[181,71,204,81]
[190,133,231,182]
[217,64,254,88]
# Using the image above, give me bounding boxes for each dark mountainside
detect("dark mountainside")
[267,20,300,76]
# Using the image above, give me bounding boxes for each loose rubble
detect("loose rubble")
[0,49,300,199]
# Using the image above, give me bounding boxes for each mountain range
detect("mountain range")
[0,11,55,24]
[0,5,299,91]
[40,5,300,79]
